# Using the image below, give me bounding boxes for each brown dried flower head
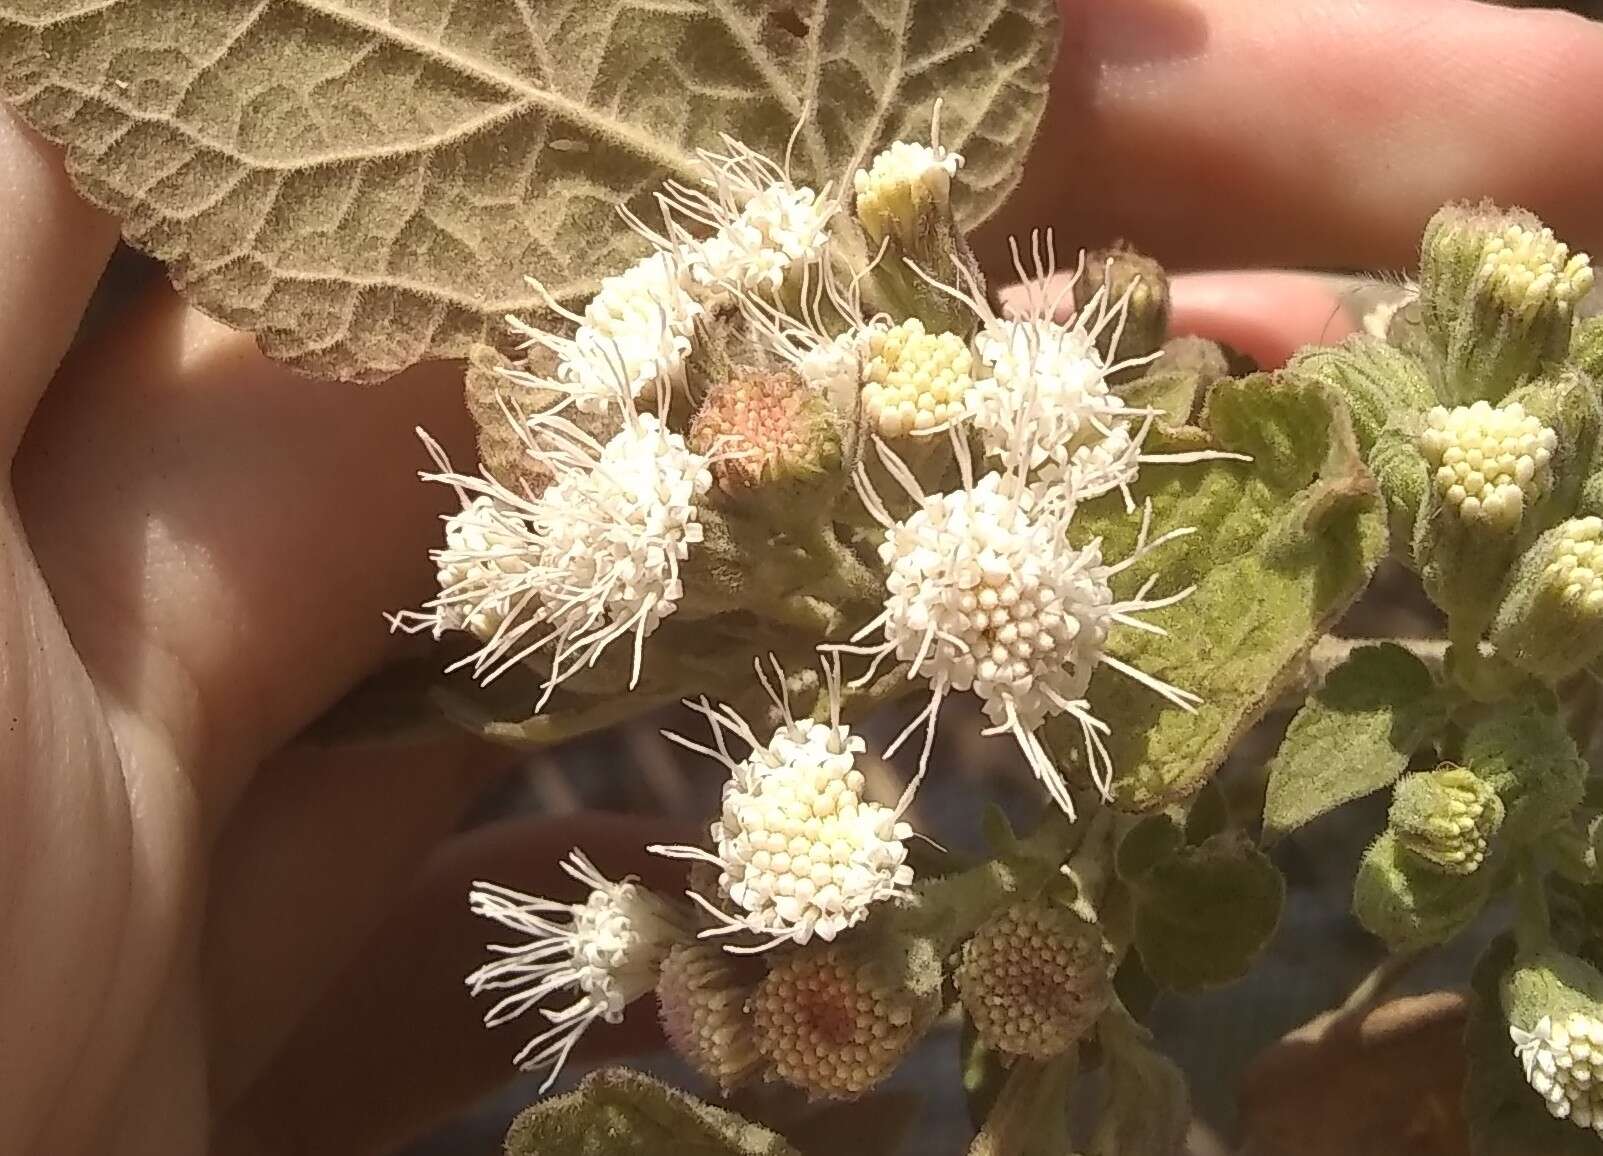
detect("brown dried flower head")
[956,898,1110,1060]
[749,943,930,1099]
[657,942,763,1094]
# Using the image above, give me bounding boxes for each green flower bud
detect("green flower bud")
[1503,949,1603,1135]
[1420,400,1557,530]
[1367,424,1430,563]
[1572,315,1603,380]
[1413,400,1558,628]
[956,898,1111,1061]
[860,318,975,439]
[1492,517,1603,680]
[1286,335,1434,455]
[853,119,983,336]
[1073,245,1170,371]
[1389,766,1504,875]
[1352,829,1492,951]
[1420,201,1595,403]
[1503,369,1603,520]
[690,367,846,508]
[1463,699,1586,844]
[854,138,962,256]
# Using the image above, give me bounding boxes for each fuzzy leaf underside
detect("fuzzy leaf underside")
[1262,642,1445,842]
[504,1068,798,1156]
[0,0,1058,380]
[1046,373,1388,812]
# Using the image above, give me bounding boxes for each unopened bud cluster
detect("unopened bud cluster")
[956,899,1110,1059]
[1418,401,1555,530]
[861,318,974,438]
[1477,224,1594,319]
[1389,767,1503,875]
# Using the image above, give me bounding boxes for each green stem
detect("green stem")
[1514,855,1554,955]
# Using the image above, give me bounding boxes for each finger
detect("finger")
[979,0,1603,273]
[202,734,512,1112]
[218,813,696,1156]
[1168,271,1359,367]
[0,107,118,457]
[998,269,1358,368]
[11,287,477,825]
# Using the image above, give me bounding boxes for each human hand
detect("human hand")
[3,1,1602,1153]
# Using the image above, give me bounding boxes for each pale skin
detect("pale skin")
[3,0,1602,1152]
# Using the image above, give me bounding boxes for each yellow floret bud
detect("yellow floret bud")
[861,318,974,438]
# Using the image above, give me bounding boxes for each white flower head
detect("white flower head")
[467,850,687,1090]
[1511,1013,1603,1134]
[837,436,1200,814]
[650,656,918,953]
[1419,400,1557,531]
[659,117,838,304]
[908,232,1228,502]
[392,359,716,699]
[505,246,703,415]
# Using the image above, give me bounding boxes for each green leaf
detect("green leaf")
[1089,1005,1190,1156]
[966,1054,1074,1156]
[1284,334,1434,455]
[1130,831,1285,992]
[504,1068,799,1156]
[1262,642,1446,842]
[1114,814,1182,884]
[0,0,1059,380]
[1463,696,1587,845]
[1046,372,1387,811]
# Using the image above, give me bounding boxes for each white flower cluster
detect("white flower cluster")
[439,113,1229,1084]
[503,122,838,415]
[1512,1013,1603,1134]
[651,660,917,951]
[1419,400,1557,530]
[467,851,686,1090]
[1478,223,1595,316]
[396,392,714,696]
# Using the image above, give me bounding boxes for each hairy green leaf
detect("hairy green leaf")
[1130,831,1284,992]
[504,1068,798,1156]
[0,0,1058,379]
[1046,372,1387,811]
[1262,642,1446,842]
[1089,1005,1190,1156]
